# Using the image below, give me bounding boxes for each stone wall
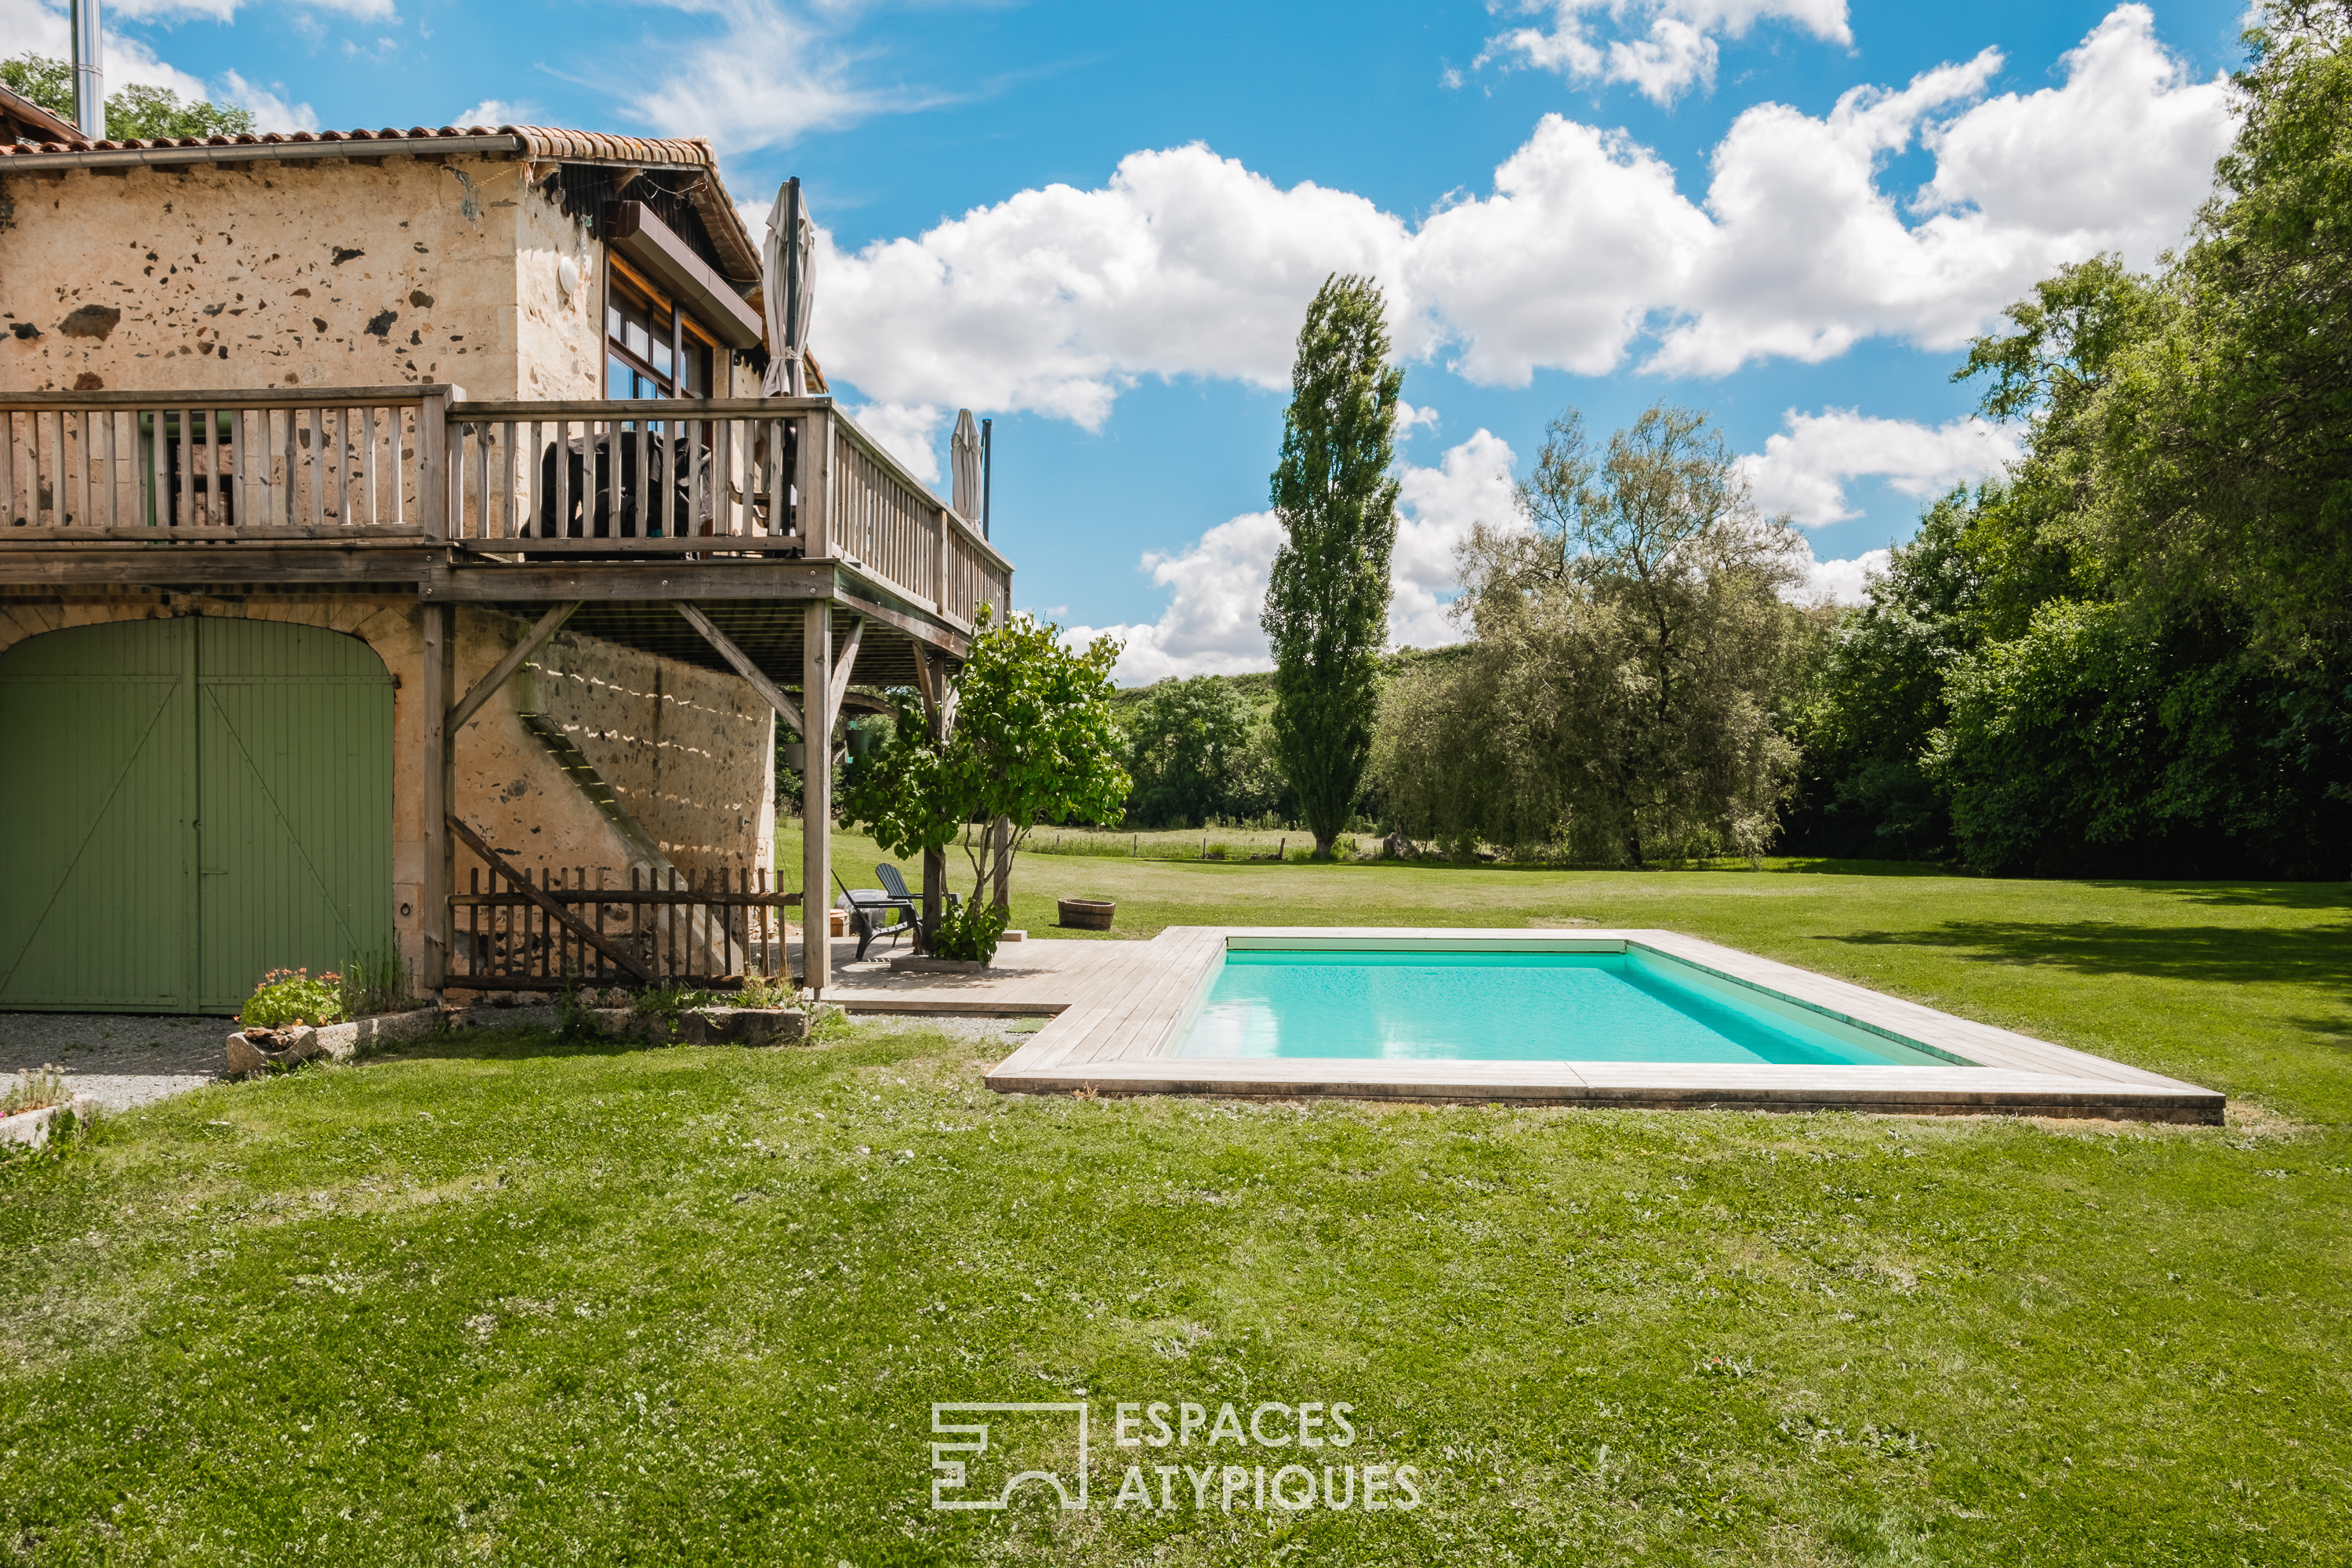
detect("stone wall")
[0,154,601,398]
[513,627,777,885]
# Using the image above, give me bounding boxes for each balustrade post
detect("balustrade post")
[798,408,832,559]
[418,384,454,540]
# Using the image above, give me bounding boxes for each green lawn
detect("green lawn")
[3,862,2347,1563]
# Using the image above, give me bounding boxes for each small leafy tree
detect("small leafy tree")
[840,612,1128,962]
[1123,675,1256,827]
[1263,273,1403,855]
[2,53,257,140]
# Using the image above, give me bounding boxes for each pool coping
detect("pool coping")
[982,927,2225,1124]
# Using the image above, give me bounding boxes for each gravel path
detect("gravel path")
[843,1011,1042,1047]
[0,1013,227,1112]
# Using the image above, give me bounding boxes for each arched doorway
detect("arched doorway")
[0,617,393,1014]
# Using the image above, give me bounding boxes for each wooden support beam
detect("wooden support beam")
[447,600,579,735]
[802,600,833,995]
[828,616,864,720]
[909,644,938,723]
[673,601,804,735]
[420,603,452,995]
[915,644,947,952]
[445,815,658,984]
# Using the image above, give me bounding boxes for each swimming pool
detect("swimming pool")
[1172,939,1966,1068]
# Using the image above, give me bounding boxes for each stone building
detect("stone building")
[0,123,1006,1011]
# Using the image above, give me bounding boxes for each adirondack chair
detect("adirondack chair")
[873,863,956,954]
[833,871,917,962]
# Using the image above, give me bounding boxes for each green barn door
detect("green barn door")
[194,620,394,1011]
[0,618,392,1014]
[0,619,199,1011]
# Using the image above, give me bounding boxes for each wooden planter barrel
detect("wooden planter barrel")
[1057,897,1116,931]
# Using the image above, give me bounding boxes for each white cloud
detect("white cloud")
[1068,430,1518,684]
[1479,1,1854,107]
[1738,408,2022,526]
[1404,116,1711,384]
[821,144,1408,429]
[1795,545,1890,606]
[817,7,2230,419]
[1648,5,2231,375]
[1393,400,1442,439]
[1916,6,2233,239]
[623,2,938,156]
[1065,509,1287,685]
[220,71,318,133]
[455,99,539,129]
[840,401,944,488]
[1388,429,1519,648]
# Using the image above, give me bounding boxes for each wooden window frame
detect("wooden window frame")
[604,253,718,398]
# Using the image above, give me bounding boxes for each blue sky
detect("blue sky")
[15,0,2252,678]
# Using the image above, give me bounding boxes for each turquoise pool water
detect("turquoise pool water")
[1173,946,1958,1067]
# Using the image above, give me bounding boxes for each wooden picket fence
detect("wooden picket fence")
[448,852,797,991]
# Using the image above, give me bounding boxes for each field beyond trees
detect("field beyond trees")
[4,861,2346,1563]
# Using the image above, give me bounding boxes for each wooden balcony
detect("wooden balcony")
[0,386,1010,673]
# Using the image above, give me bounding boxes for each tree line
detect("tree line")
[1133,2,2349,875]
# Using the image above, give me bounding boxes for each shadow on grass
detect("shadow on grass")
[1762,858,1955,877]
[2095,881,2352,912]
[1823,919,2352,1002]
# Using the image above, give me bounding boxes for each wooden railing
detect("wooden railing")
[444,397,1012,629]
[444,397,806,549]
[448,852,797,990]
[2,387,1014,630]
[1,386,439,536]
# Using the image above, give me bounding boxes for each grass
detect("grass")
[2,865,2348,1563]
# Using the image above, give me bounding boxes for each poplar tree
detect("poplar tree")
[1262,274,1403,856]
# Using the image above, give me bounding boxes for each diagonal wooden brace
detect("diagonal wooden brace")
[446,814,657,985]
[673,601,804,735]
[448,600,580,735]
[829,616,863,720]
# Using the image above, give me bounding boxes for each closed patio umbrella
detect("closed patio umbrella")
[760,177,816,397]
[950,408,982,520]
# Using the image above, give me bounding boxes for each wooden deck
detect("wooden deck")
[822,927,2223,1123]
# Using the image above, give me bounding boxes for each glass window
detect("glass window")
[605,263,723,401]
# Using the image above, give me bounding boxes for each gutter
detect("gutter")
[0,133,686,174]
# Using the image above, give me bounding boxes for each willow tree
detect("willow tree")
[1374,406,1813,867]
[1261,274,1403,855]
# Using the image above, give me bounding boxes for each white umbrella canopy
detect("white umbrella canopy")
[950,408,982,521]
[760,178,816,397]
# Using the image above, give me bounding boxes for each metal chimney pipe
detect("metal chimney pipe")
[71,0,104,140]
[980,418,992,541]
